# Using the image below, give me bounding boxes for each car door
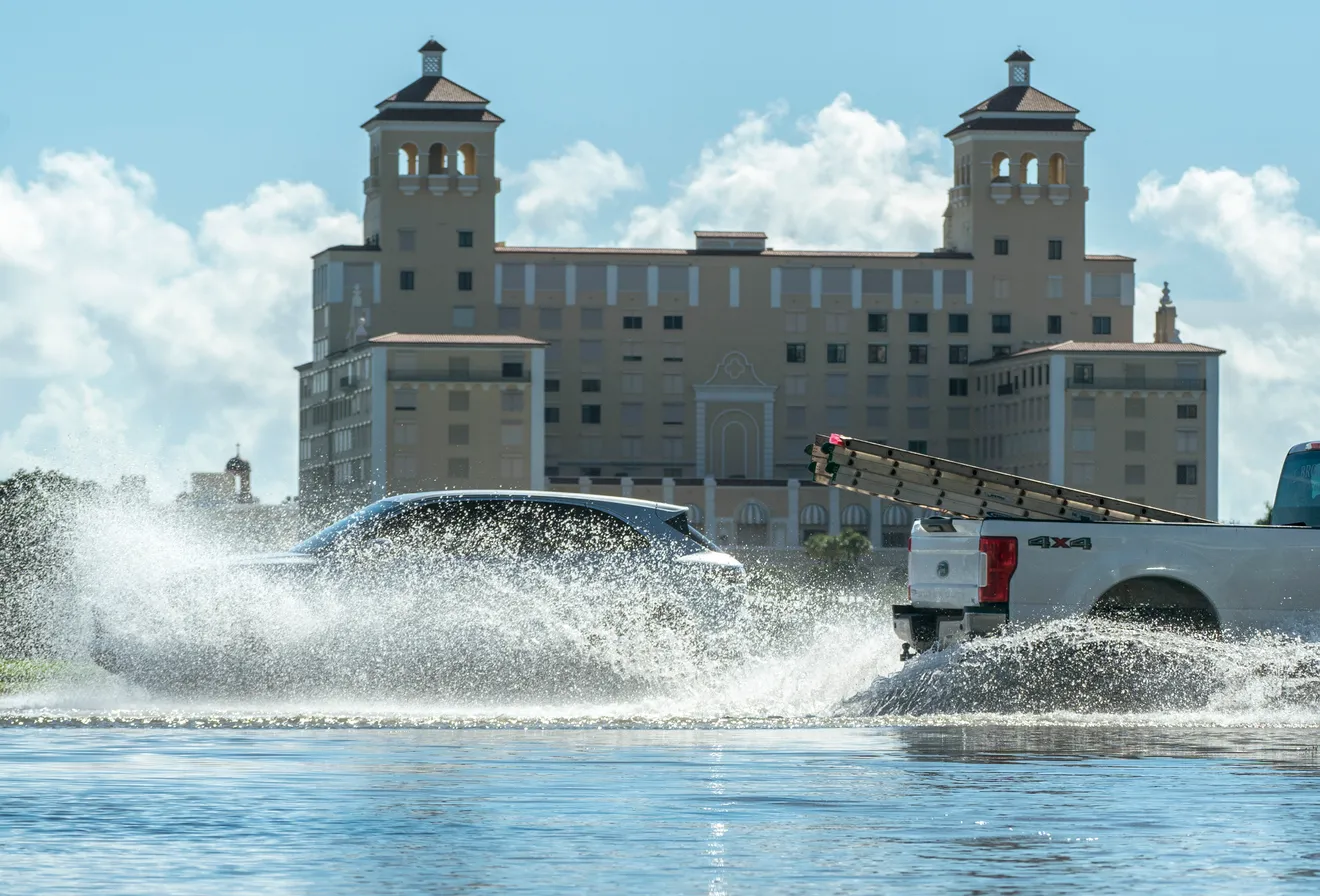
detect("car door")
[519,502,651,581]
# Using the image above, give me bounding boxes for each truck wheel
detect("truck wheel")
[1089,577,1220,637]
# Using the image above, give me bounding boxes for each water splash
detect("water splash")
[5,498,897,720]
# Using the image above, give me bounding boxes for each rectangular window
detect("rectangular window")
[501,391,525,412]
[1072,427,1096,452]
[498,307,521,330]
[825,312,849,334]
[393,422,418,446]
[948,407,970,429]
[448,424,470,446]
[1048,239,1063,260]
[622,374,644,394]
[866,406,889,428]
[992,345,1012,358]
[1047,275,1063,299]
[458,230,474,248]
[1177,463,1199,486]
[947,439,972,461]
[581,405,602,425]
[785,375,807,396]
[394,388,418,411]
[581,378,601,393]
[1125,464,1146,486]
[500,457,525,479]
[1093,316,1113,335]
[867,344,888,364]
[867,312,888,333]
[948,378,969,397]
[1125,430,1146,451]
[662,342,684,362]
[614,315,639,332]
[662,374,683,395]
[867,375,888,397]
[908,440,928,453]
[457,271,473,291]
[1125,398,1146,418]
[786,406,807,431]
[663,314,684,330]
[784,312,808,333]
[1071,461,1096,485]
[662,403,685,425]
[399,270,415,290]
[991,314,1012,334]
[544,379,560,393]
[539,308,562,330]
[993,276,1010,300]
[908,345,928,364]
[620,437,643,459]
[1073,363,1095,384]
[1177,404,1199,420]
[1072,397,1096,419]
[545,406,560,424]
[501,424,524,447]
[620,403,644,425]
[826,374,848,398]
[452,306,475,329]
[448,391,469,412]
[1176,430,1199,453]
[398,229,416,252]
[786,343,806,363]
[908,313,928,333]
[994,237,1009,256]
[663,438,684,462]
[622,341,642,362]
[580,340,604,363]
[949,345,969,365]
[447,457,469,479]
[907,375,929,399]
[577,307,602,330]
[948,313,969,333]
[1047,315,1062,335]
[826,406,848,430]
[908,406,930,429]
[502,361,523,378]
[827,343,848,364]
[1093,274,1122,299]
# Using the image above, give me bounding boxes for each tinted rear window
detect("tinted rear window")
[663,511,721,552]
[1272,450,1320,527]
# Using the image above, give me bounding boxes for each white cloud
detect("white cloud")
[502,94,950,252]
[0,151,359,501]
[1133,165,1320,522]
[501,140,644,246]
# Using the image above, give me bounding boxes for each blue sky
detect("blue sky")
[3,0,1320,520]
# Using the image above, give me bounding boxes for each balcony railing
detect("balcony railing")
[1067,377,1206,391]
[388,370,530,383]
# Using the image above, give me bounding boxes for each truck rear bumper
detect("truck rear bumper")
[893,604,1007,656]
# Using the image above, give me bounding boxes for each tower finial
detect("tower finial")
[1160,280,1172,306]
[419,38,445,77]
[1005,48,1033,86]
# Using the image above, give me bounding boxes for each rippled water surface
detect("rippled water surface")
[6,723,1320,894]
[8,502,1320,892]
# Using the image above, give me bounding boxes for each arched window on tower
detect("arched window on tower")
[1049,153,1067,185]
[458,144,478,176]
[428,142,449,175]
[1020,153,1039,185]
[398,143,419,176]
[991,152,1010,182]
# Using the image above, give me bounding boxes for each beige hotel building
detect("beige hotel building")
[296,42,1223,545]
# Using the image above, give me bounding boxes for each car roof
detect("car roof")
[385,489,687,514]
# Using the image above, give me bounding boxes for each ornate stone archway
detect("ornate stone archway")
[694,352,777,479]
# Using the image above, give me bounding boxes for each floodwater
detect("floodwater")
[7,502,1320,893]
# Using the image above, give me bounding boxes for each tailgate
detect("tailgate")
[908,518,985,609]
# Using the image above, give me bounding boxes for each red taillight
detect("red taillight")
[978,536,1017,604]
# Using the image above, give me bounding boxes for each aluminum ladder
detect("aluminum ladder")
[806,433,1214,524]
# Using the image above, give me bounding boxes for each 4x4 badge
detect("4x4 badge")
[1027,536,1093,550]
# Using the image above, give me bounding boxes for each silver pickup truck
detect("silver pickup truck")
[808,435,1320,659]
